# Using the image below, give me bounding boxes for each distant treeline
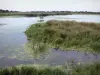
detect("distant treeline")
[0,9,100,17]
[0,9,18,13]
[30,11,100,14]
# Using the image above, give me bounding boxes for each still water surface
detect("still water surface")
[0,15,100,67]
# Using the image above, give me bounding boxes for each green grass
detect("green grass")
[0,65,67,75]
[0,63,100,75]
[72,63,100,75]
[25,20,100,52]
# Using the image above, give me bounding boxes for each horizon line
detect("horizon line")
[0,9,100,12]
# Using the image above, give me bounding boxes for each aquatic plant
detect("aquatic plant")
[25,20,100,52]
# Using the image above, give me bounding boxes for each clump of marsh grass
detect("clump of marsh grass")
[0,63,100,75]
[0,65,67,75]
[25,20,100,52]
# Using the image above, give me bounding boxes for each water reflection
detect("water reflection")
[24,41,100,65]
[0,57,34,68]
[0,23,6,26]
[24,41,49,59]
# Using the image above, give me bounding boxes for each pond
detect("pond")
[0,15,100,68]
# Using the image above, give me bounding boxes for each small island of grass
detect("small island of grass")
[25,20,100,52]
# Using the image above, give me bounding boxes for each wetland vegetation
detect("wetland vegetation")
[0,0,100,74]
[0,14,100,75]
[0,63,100,75]
[25,20,100,52]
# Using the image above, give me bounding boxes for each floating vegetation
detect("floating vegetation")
[6,45,33,60]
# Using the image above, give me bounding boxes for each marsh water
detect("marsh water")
[0,15,100,68]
